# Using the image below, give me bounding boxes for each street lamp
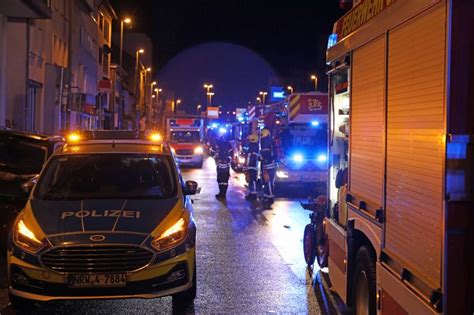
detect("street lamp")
[311,74,318,92]
[203,84,214,106]
[134,48,144,96]
[143,67,152,86]
[174,99,182,114]
[207,92,214,107]
[196,104,202,114]
[259,91,268,105]
[149,81,156,115]
[287,86,294,94]
[256,97,261,104]
[119,17,132,69]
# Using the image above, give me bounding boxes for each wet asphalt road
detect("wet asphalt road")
[0,157,327,314]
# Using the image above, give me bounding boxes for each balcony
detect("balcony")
[0,0,52,19]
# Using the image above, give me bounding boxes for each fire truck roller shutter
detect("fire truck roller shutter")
[385,5,446,289]
[349,35,386,217]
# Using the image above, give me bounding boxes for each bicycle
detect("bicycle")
[300,195,329,271]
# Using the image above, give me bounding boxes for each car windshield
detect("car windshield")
[0,136,47,175]
[171,131,200,143]
[34,154,177,200]
[280,123,328,154]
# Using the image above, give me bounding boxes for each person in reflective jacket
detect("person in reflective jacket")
[244,134,260,201]
[260,128,277,208]
[214,137,232,199]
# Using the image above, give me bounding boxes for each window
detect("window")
[171,131,201,143]
[0,138,47,175]
[103,18,110,42]
[98,12,104,32]
[35,154,177,200]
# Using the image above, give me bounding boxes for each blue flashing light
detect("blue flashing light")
[292,153,304,163]
[237,116,244,122]
[317,154,327,162]
[218,127,227,134]
[311,121,319,127]
[211,123,219,129]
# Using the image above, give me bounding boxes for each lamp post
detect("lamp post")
[203,84,214,107]
[134,48,144,96]
[119,17,131,69]
[149,80,156,104]
[287,86,294,94]
[256,97,261,105]
[147,80,155,122]
[259,91,267,105]
[174,99,181,114]
[196,104,202,114]
[207,92,214,106]
[311,74,318,92]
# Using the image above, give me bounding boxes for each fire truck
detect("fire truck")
[273,93,328,195]
[166,117,205,168]
[321,0,473,314]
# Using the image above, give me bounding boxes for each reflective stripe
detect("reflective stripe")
[218,182,228,185]
[263,163,277,169]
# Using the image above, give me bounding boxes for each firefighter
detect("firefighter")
[214,136,232,199]
[244,134,260,201]
[260,128,277,208]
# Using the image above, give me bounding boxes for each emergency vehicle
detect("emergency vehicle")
[321,1,473,314]
[7,130,198,310]
[273,93,328,195]
[166,117,205,168]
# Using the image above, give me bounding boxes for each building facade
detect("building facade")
[0,0,152,134]
[68,0,99,131]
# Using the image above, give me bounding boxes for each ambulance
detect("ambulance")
[166,117,205,168]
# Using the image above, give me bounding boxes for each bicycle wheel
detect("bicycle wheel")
[303,224,316,266]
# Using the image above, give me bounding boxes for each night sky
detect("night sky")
[110,0,345,111]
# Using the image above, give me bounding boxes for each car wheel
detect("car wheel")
[303,224,316,266]
[172,259,197,306]
[9,293,36,312]
[352,246,376,315]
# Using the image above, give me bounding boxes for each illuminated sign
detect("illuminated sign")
[207,106,219,119]
[270,86,286,102]
[327,34,338,49]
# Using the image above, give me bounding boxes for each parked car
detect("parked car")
[0,129,65,249]
[7,130,198,310]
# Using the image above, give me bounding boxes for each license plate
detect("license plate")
[68,273,127,288]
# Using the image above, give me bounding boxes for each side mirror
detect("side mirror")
[184,180,199,195]
[22,174,39,195]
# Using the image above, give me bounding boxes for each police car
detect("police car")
[7,130,198,310]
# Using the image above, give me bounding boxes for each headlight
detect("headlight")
[151,217,188,252]
[13,219,45,254]
[292,153,304,163]
[171,147,176,154]
[276,170,289,178]
[194,146,204,154]
[317,154,327,162]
